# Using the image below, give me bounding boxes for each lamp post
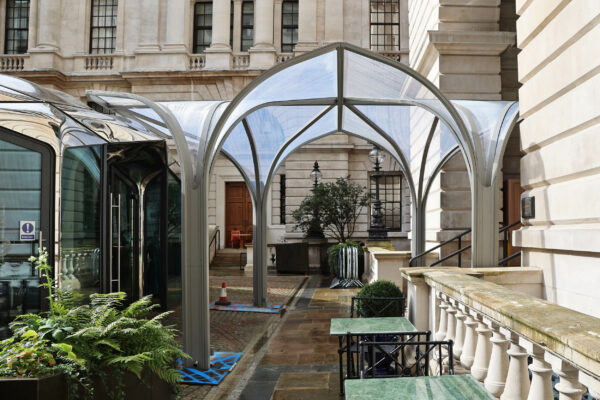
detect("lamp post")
[306,161,325,239]
[368,146,388,240]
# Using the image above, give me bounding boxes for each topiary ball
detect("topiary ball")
[355,280,403,318]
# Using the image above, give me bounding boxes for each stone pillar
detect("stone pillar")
[162,0,189,69]
[526,344,553,400]
[484,322,510,397]
[205,0,233,69]
[29,0,62,69]
[134,0,161,69]
[501,334,530,400]
[324,0,343,43]
[295,0,317,53]
[470,315,492,382]
[460,313,478,370]
[232,0,243,53]
[249,0,276,68]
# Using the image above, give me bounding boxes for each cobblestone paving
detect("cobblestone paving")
[178,269,306,400]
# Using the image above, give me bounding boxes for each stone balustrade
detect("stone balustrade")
[232,54,250,69]
[0,55,26,71]
[276,53,294,64]
[189,54,206,70]
[59,248,100,291]
[404,269,600,399]
[83,55,114,71]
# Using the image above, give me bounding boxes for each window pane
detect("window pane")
[90,0,117,54]
[369,0,400,51]
[4,0,30,55]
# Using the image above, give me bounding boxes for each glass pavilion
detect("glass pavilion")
[0,43,519,368]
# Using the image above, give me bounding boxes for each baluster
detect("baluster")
[460,311,478,370]
[547,355,585,400]
[435,293,449,341]
[484,322,510,397]
[471,314,492,382]
[579,371,600,400]
[501,334,530,400]
[444,301,457,343]
[526,344,553,400]
[453,306,466,360]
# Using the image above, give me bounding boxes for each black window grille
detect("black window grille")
[4,0,29,54]
[281,0,298,53]
[370,0,400,51]
[241,1,254,52]
[90,0,118,54]
[280,174,286,225]
[193,1,212,53]
[370,172,403,231]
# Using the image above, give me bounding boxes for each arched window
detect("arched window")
[281,0,298,53]
[90,0,118,54]
[193,1,212,53]
[370,0,400,51]
[4,0,29,54]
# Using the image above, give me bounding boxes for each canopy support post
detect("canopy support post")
[471,182,499,267]
[253,198,268,307]
[411,203,426,265]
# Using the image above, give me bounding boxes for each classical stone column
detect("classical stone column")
[470,316,492,382]
[205,0,233,69]
[161,0,189,69]
[249,0,276,68]
[324,0,343,43]
[295,0,317,53]
[526,345,553,400]
[232,0,243,53]
[484,322,510,397]
[453,308,466,359]
[460,312,478,369]
[134,0,161,69]
[36,0,60,49]
[501,334,530,400]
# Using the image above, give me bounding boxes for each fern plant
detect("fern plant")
[3,249,190,399]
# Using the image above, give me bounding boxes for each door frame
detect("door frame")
[224,181,253,248]
[0,128,55,311]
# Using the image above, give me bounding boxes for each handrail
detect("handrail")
[409,220,522,267]
[209,228,220,265]
[409,229,471,267]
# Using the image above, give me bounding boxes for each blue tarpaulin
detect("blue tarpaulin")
[179,352,243,385]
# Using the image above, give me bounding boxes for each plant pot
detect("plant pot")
[0,374,66,400]
[88,369,176,400]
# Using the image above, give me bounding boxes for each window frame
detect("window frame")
[89,0,118,55]
[4,0,30,55]
[193,1,213,54]
[240,1,254,52]
[369,0,401,52]
[370,171,404,231]
[281,0,298,53]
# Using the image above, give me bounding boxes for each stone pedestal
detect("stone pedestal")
[306,238,329,274]
[244,243,253,274]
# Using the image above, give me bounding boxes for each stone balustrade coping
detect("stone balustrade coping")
[421,270,600,378]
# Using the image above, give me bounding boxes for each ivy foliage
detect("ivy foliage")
[0,249,190,399]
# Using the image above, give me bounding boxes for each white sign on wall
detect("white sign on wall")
[19,220,36,241]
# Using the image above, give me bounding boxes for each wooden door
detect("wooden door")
[504,178,523,265]
[225,182,253,248]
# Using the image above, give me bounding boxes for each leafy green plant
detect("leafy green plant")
[355,280,403,318]
[1,249,190,399]
[327,240,363,275]
[292,176,370,242]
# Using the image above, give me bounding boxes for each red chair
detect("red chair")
[231,230,241,248]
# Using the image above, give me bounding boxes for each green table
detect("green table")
[330,317,417,395]
[345,375,496,400]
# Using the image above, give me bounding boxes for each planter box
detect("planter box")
[0,374,66,400]
[89,369,176,400]
[275,243,309,274]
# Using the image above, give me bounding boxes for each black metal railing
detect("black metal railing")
[409,221,522,268]
[209,228,220,264]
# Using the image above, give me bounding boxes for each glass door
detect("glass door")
[109,170,139,302]
[0,131,53,338]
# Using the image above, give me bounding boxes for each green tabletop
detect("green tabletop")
[345,375,495,400]
[329,317,416,336]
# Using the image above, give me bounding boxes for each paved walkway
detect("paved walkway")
[238,277,360,400]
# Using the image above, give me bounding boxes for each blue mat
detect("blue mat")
[179,352,243,385]
[210,300,283,314]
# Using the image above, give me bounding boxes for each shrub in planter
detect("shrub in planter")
[354,280,404,318]
[0,249,189,399]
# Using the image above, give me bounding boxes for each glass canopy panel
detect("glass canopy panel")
[488,101,519,182]
[0,75,85,107]
[341,106,407,176]
[354,105,411,159]
[420,122,460,202]
[271,106,338,181]
[216,50,338,153]
[221,123,256,195]
[245,105,327,187]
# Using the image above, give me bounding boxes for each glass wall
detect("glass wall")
[167,172,181,311]
[144,175,162,300]
[60,146,102,297]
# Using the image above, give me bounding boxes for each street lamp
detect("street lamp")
[368,146,388,240]
[306,161,325,239]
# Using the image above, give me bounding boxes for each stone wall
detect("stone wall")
[513,0,600,317]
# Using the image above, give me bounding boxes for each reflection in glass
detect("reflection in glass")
[144,175,162,300]
[167,173,181,312]
[0,136,41,338]
[60,146,101,297]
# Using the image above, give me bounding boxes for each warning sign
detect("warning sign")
[19,221,35,241]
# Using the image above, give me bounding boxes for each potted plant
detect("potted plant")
[354,280,404,375]
[0,249,189,400]
[292,176,369,276]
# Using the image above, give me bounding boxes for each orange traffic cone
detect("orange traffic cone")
[215,282,231,306]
